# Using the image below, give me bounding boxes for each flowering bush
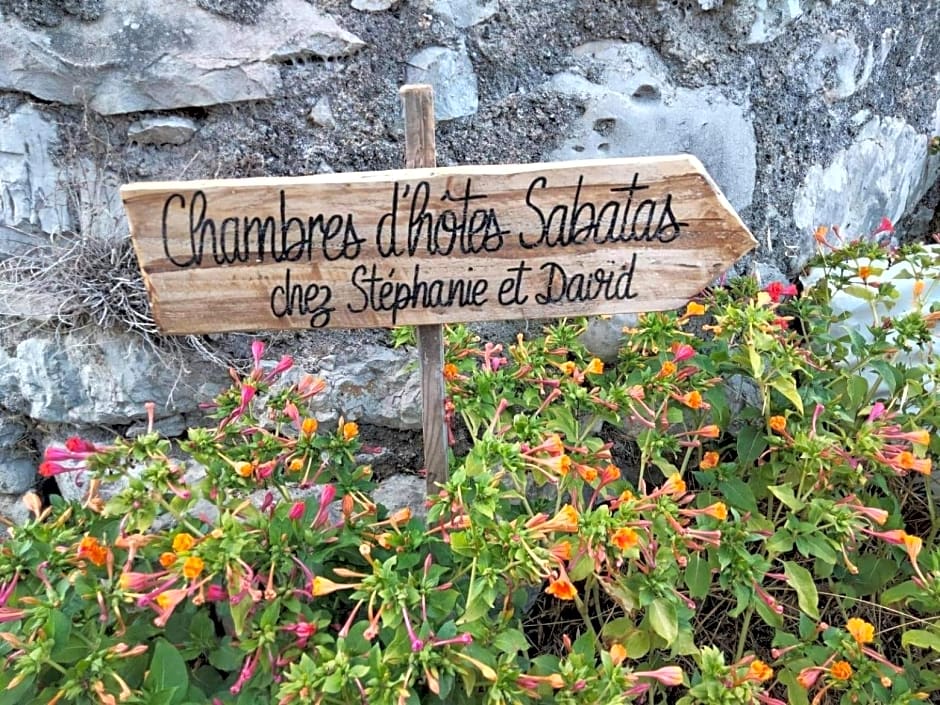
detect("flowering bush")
[2,241,939,705]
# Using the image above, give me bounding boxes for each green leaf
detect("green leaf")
[768,484,804,512]
[717,478,758,513]
[735,425,767,467]
[624,629,650,659]
[600,618,634,642]
[491,629,529,655]
[209,642,244,672]
[747,344,763,378]
[843,284,876,302]
[147,640,188,705]
[685,554,711,600]
[784,561,819,620]
[753,593,783,628]
[795,534,837,565]
[648,598,678,645]
[901,629,940,652]
[769,376,804,414]
[0,675,34,705]
[880,581,921,605]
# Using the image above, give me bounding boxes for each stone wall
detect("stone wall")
[0,0,937,522]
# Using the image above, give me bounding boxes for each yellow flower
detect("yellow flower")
[829,660,853,681]
[684,301,707,317]
[611,526,639,550]
[558,361,577,376]
[913,280,925,298]
[301,417,318,435]
[609,643,627,666]
[746,659,774,683]
[545,577,577,600]
[769,415,787,433]
[585,358,604,375]
[700,451,720,469]
[234,461,253,478]
[311,575,355,597]
[171,533,196,553]
[182,556,205,580]
[288,457,304,472]
[342,421,359,441]
[846,617,875,645]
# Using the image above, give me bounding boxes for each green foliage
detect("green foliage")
[3,242,940,704]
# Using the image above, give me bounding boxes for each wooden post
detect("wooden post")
[400,84,448,493]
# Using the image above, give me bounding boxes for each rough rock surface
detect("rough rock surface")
[406,45,479,121]
[127,117,198,146]
[0,329,228,424]
[549,41,756,212]
[0,104,69,237]
[0,0,363,114]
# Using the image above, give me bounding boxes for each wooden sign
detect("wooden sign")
[121,156,755,335]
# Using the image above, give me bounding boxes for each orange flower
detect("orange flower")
[913,280,925,298]
[814,225,829,244]
[301,417,318,435]
[342,422,359,441]
[159,552,177,568]
[575,463,598,483]
[746,659,774,683]
[182,556,205,580]
[172,533,196,553]
[680,390,703,409]
[558,361,577,376]
[610,643,627,666]
[663,474,687,496]
[288,457,304,472]
[554,454,572,476]
[693,424,720,439]
[545,577,577,600]
[769,415,787,433]
[857,265,872,280]
[549,541,572,562]
[78,536,108,567]
[658,360,677,378]
[585,358,604,375]
[902,532,923,563]
[846,617,875,645]
[829,661,853,680]
[619,489,635,503]
[600,464,621,484]
[896,451,932,475]
[702,502,728,521]
[234,461,253,478]
[684,301,707,317]
[611,526,639,550]
[542,504,580,533]
[443,362,459,380]
[700,451,720,469]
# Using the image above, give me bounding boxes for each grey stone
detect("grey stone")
[548,41,756,212]
[0,104,69,235]
[579,314,639,364]
[406,45,479,121]
[801,31,877,101]
[0,0,364,115]
[793,113,940,246]
[308,96,335,128]
[432,0,497,28]
[351,0,396,11]
[753,262,789,289]
[7,329,228,424]
[0,415,26,447]
[697,0,724,9]
[305,345,423,430]
[0,455,37,494]
[373,474,427,520]
[746,0,811,45]
[0,493,31,532]
[127,117,198,145]
[125,414,189,438]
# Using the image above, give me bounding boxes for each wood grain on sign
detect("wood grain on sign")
[121,156,756,335]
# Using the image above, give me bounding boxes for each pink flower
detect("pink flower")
[65,437,99,453]
[265,355,294,381]
[630,666,684,686]
[672,343,695,363]
[251,340,265,370]
[288,501,305,521]
[312,485,336,528]
[873,217,894,236]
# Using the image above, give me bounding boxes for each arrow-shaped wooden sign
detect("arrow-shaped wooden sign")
[121,155,755,335]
